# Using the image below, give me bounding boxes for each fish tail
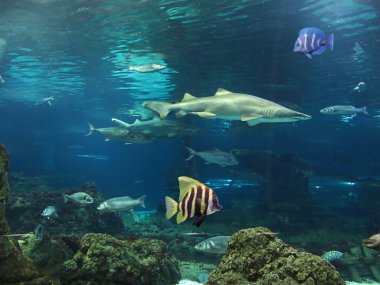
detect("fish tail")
[138,195,146,208]
[63,194,69,203]
[327,34,334,50]
[86,123,95,136]
[185,147,196,161]
[165,196,178,220]
[143,101,172,119]
[362,107,368,115]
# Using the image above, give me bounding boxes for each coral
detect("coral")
[0,144,53,284]
[61,233,181,285]
[206,227,345,285]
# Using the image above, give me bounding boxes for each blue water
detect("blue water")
[0,0,379,211]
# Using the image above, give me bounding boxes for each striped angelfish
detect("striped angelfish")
[165,176,222,227]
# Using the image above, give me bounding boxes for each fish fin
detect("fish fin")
[241,114,262,121]
[138,195,146,208]
[247,120,261,126]
[176,110,187,118]
[193,112,216,118]
[47,101,52,107]
[312,45,327,55]
[185,147,196,161]
[214,88,232,96]
[63,194,69,203]
[181,93,196,102]
[165,196,178,220]
[86,123,94,136]
[178,176,200,201]
[361,107,368,115]
[305,53,312,59]
[105,138,110,142]
[327,34,334,50]
[134,119,141,124]
[55,212,59,218]
[176,211,187,224]
[193,215,206,227]
[143,101,172,119]
[111,118,131,129]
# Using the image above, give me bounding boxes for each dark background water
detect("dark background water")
[0,0,379,209]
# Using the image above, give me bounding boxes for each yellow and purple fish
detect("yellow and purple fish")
[293,27,334,59]
[165,176,222,227]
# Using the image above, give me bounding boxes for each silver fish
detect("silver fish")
[143,88,311,126]
[320,105,368,116]
[194,236,230,254]
[35,96,54,106]
[63,192,94,204]
[41,206,58,219]
[128,63,166,73]
[97,195,146,212]
[185,147,238,167]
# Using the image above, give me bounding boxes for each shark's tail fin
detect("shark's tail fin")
[86,123,95,136]
[185,147,197,161]
[143,101,172,119]
[138,195,146,208]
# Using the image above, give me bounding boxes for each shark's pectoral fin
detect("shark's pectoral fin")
[176,110,187,118]
[241,114,263,126]
[192,112,216,118]
[241,114,262,121]
[47,101,52,107]
[247,120,261,126]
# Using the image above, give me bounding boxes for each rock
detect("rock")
[207,227,345,285]
[61,233,181,285]
[6,182,124,236]
[0,144,53,284]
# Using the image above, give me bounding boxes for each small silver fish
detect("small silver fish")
[353,82,366,93]
[185,147,238,167]
[41,206,58,219]
[63,192,94,204]
[321,250,343,262]
[320,105,368,116]
[97,195,146,212]
[128,63,166,73]
[194,236,230,254]
[34,96,54,106]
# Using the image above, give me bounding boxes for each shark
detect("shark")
[85,123,152,144]
[143,88,311,126]
[111,116,199,138]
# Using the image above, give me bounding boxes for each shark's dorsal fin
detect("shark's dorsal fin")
[182,93,196,102]
[133,119,141,125]
[214,88,232,96]
[178,176,199,201]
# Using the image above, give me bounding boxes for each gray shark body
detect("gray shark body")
[143,88,311,126]
[86,124,152,143]
[111,116,199,138]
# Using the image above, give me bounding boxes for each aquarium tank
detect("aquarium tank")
[0,0,379,284]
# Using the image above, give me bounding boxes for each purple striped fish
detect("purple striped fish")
[293,27,334,59]
[165,176,222,227]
